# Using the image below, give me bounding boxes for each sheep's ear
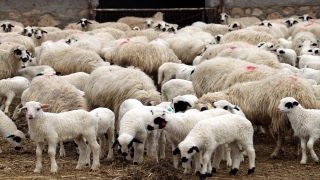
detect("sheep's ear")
[259,22,264,26]
[268,23,272,27]
[86,21,92,24]
[13,136,21,142]
[6,133,14,138]
[293,101,299,106]
[279,50,285,54]
[13,48,22,55]
[111,139,119,148]
[151,110,153,115]
[76,21,81,24]
[186,102,192,107]
[0,24,4,27]
[190,70,194,75]
[193,146,200,153]
[173,147,180,155]
[307,16,312,20]
[299,16,303,19]
[233,23,238,28]
[293,20,298,24]
[132,138,143,144]
[223,105,228,110]
[36,72,44,76]
[42,30,47,34]
[40,104,51,109]
[234,105,240,111]
[9,24,14,28]
[200,107,207,111]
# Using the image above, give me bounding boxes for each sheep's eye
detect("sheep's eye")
[37,108,40,111]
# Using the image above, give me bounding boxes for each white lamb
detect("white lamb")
[21,101,100,173]
[305,61,320,70]
[172,94,198,113]
[277,97,320,164]
[173,114,256,178]
[0,76,29,114]
[298,54,320,68]
[278,38,292,49]
[175,65,195,81]
[296,68,320,84]
[161,79,196,102]
[276,47,297,67]
[0,110,26,153]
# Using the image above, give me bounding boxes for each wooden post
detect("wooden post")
[88,0,94,20]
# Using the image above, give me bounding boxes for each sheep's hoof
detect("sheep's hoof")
[133,162,138,165]
[270,153,277,159]
[229,168,238,175]
[195,171,200,176]
[199,174,207,180]
[33,169,41,173]
[212,168,217,173]
[248,167,255,174]
[206,172,213,177]
[300,161,307,165]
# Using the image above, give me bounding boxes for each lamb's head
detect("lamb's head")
[5,130,26,151]
[21,101,50,120]
[144,18,154,28]
[13,46,33,62]
[65,36,78,44]
[23,26,34,37]
[33,28,47,39]
[276,97,300,113]
[259,42,276,52]
[12,104,24,121]
[166,24,179,34]
[77,18,92,28]
[156,101,174,113]
[147,108,169,131]
[214,34,223,44]
[1,22,14,33]
[154,21,168,31]
[218,13,228,24]
[228,21,242,31]
[172,95,197,113]
[112,134,142,157]
[299,14,312,21]
[173,140,199,163]
[285,18,299,27]
[194,92,227,111]
[36,68,61,77]
[213,100,246,118]
[259,20,272,27]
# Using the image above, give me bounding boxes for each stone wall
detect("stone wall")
[222,0,320,20]
[0,0,98,29]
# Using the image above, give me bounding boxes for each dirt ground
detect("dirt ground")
[1,102,320,180]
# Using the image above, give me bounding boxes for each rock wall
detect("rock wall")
[0,0,98,29]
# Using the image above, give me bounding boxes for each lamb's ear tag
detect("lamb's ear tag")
[167,107,172,112]
[36,72,44,76]
[17,108,22,113]
[208,105,213,110]
[234,105,240,111]
[7,133,14,138]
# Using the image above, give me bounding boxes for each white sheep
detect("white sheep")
[172,94,198,113]
[175,65,195,81]
[277,97,320,164]
[218,13,260,27]
[161,79,196,102]
[278,37,292,49]
[296,68,320,84]
[305,61,320,70]
[21,101,100,173]
[276,47,297,67]
[0,21,24,33]
[0,76,29,114]
[147,108,231,175]
[16,65,54,82]
[0,110,26,153]
[298,54,320,68]
[117,12,164,30]
[173,114,256,178]
[213,100,246,118]
[157,62,185,87]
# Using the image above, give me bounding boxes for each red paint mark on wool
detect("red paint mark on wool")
[246,66,256,70]
[290,76,297,81]
[120,41,128,45]
[230,46,237,50]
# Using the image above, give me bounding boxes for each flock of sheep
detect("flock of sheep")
[0,10,320,179]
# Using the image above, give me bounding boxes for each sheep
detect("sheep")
[0,110,26,153]
[112,105,166,164]
[296,68,320,84]
[299,14,313,21]
[305,61,320,70]
[193,73,319,158]
[278,38,292,49]
[16,65,54,82]
[147,108,231,175]
[280,63,299,74]
[117,12,164,30]
[173,114,255,178]
[39,46,108,75]
[218,13,260,27]
[0,34,36,55]
[0,42,32,79]
[228,21,246,31]
[90,27,124,39]
[175,65,195,81]
[89,107,115,159]
[64,18,100,31]
[157,62,185,87]
[20,26,61,37]
[161,79,196,102]
[120,29,160,41]
[258,20,290,39]
[299,40,316,56]
[172,95,198,113]
[258,42,277,52]
[212,100,246,118]
[0,76,29,114]
[298,54,320,68]
[276,47,297,67]
[32,28,82,46]
[0,21,24,33]
[291,32,317,56]
[192,57,280,97]
[21,101,100,173]
[84,65,161,130]
[276,97,320,164]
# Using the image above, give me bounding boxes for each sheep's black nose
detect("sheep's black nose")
[122,152,128,157]
[182,157,188,163]
[15,146,21,150]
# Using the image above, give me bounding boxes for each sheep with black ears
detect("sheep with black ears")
[117,12,164,30]
[16,65,54,82]
[276,47,297,67]
[173,114,256,179]
[172,94,198,113]
[218,13,260,26]
[147,108,231,175]
[296,68,320,84]
[21,101,100,173]
[277,97,320,164]
[0,110,26,153]
[193,73,319,158]
[0,21,24,33]
[161,79,196,102]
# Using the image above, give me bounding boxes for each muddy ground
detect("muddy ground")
[1,102,320,180]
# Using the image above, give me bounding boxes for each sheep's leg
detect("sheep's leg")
[166,134,179,168]
[106,128,114,159]
[159,130,166,159]
[300,137,307,164]
[242,143,256,174]
[194,152,202,175]
[229,142,241,175]
[223,144,232,167]
[0,147,2,153]
[200,148,214,179]
[0,97,4,111]
[86,137,100,171]
[98,134,106,159]
[263,125,277,143]
[151,130,158,162]
[34,142,45,173]
[270,131,285,158]
[47,140,58,173]
[74,138,87,169]
[59,141,66,157]
[307,137,319,162]
[211,145,223,174]
[4,93,15,114]
[133,142,144,164]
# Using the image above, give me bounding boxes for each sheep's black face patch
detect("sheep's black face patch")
[200,107,208,111]
[284,102,293,109]
[154,117,167,129]
[14,49,22,55]
[13,136,21,143]
[174,101,191,113]
[223,105,228,110]
[128,140,133,148]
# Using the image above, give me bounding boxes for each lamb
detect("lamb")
[157,62,185,87]
[117,12,164,30]
[258,42,277,52]
[298,54,320,68]
[118,99,144,123]
[276,47,297,67]
[172,94,198,113]
[296,68,320,84]
[161,79,196,102]
[218,13,260,27]
[84,65,161,129]
[193,73,319,158]
[278,38,292,49]
[0,76,29,114]
[39,46,108,75]
[173,114,255,178]
[277,97,320,164]
[21,101,100,173]
[175,65,195,81]
[147,108,231,175]
[305,61,320,70]
[291,32,317,56]
[212,100,246,118]
[16,65,54,82]
[31,28,82,46]
[0,110,26,153]
[0,42,32,79]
